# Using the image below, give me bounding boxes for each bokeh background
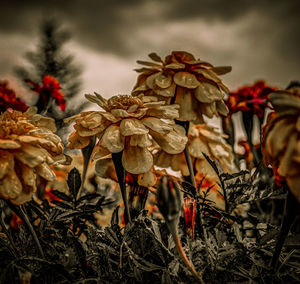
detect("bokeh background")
[0,0,299,143]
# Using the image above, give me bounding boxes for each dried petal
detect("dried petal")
[120,118,149,136]
[100,125,124,153]
[174,72,200,89]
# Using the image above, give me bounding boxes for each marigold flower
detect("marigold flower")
[26,75,66,111]
[0,81,28,113]
[65,93,187,181]
[0,107,64,204]
[155,123,236,177]
[225,80,276,118]
[262,86,300,203]
[132,51,231,122]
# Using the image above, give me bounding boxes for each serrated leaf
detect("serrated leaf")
[76,193,101,204]
[67,168,82,198]
[110,206,120,226]
[51,200,73,210]
[51,190,72,203]
[202,152,219,175]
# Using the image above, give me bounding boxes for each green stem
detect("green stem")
[6,201,45,259]
[270,189,298,269]
[173,233,205,284]
[112,151,131,224]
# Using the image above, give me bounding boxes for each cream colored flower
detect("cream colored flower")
[262,87,300,203]
[154,123,236,177]
[132,51,231,122]
[65,93,188,184]
[0,108,64,204]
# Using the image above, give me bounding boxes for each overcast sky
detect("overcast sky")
[0,0,299,102]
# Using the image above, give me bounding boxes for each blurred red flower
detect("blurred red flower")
[225,81,276,118]
[0,81,28,113]
[26,75,66,111]
[183,196,196,239]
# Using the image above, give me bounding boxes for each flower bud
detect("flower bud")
[156,175,183,234]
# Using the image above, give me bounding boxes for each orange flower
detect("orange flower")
[0,108,64,204]
[66,93,187,183]
[133,51,230,122]
[262,86,300,203]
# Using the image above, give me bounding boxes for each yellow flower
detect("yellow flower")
[132,51,231,122]
[0,108,64,204]
[65,93,188,180]
[154,123,236,177]
[262,86,300,203]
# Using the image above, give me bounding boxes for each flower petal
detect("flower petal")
[120,118,149,136]
[174,72,200,89]
[0,139,21,149]
[154,150,172,168]
[189,137,210,158]
[30,114,57,132]
[150,125,187,154]
[122,145,153,174]
[138,171,156,187]
[142,117,173,134]
[146,104,179,119]
[154,83,176,97]
[0,169,22,200]
[155,73,172,89]
[35,162,56,181]
[92,143,111,160]
[165,63,185,69]
[95,158,118,181]
[130,134,152,147]
[15,144,47,167]
[0,151,14,179]
[216,100,229,116]
[146,72,161,89]
[100,125,124,153]
[171,153,190,176]
[175,87,199,121]
[68,132,91,149]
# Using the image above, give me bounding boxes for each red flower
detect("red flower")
[10,213,23,230]
[26,75,66,111]
[225,81,276,118]
[0,81,28,113]
[183,196,196,239]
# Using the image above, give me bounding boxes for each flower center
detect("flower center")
[107,95,143,111]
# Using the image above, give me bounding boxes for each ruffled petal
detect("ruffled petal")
[146,104,179,119]
[92,143,111,160]
[150,125,187,154]
[174,87,199,121]
[15,144,47,167]
[0,169,22,200]
[100,125,124,153]
[138,171,156,187]
[154,83,176,97]
[68,132,91,149]
[80,112,103,128]
[0,151,14,179]
[130,134,152,147]
[35,162,56,181]
[120,118,149,136]
[122,145,153,174]
[171,153,190,176]
[155,73,172,89]
[30,114,57,132]
[142,117,173,134]
[0,139,21,149]
[95,158,118,181]
[153,150,172,168]
[189,137,210,158]
[174,72,200,89]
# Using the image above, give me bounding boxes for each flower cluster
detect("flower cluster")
[0,107,64,204]
[225,80,276,118]
[155,123,236,177]
[26,75,66,111]
[65,93,187,185]
[132,51,230,122]
[0,81,28,113]
[262,86,300,203]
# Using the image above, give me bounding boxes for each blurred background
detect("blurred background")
[0,0,299,143]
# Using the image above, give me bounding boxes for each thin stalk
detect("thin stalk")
[112,151,131,224]
[173,234,205,283]
[270,188,298,269]
[6,201,45,258]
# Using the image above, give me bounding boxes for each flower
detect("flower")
[26,75,66,111]
[0,107,64,204]
[154,123,236,177]
[132,51,231,122]
[262,86,300,203]
[225,81,276,118]
[0,81,28,113]
[65,93,187,183]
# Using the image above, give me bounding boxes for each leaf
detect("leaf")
[27,200,47,220]
[67,167,82,199]
[51,200,73,210]
[81,136,96,190]
[202,152,219,175]
[110,205,120,226]
[76,193,101,204]
[51,190,72,203]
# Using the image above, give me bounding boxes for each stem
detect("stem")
[6,201,45,259]
[0,204,19,257]
[270,189,298,269]
[173,234,205,284]
[112,151,131,224]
